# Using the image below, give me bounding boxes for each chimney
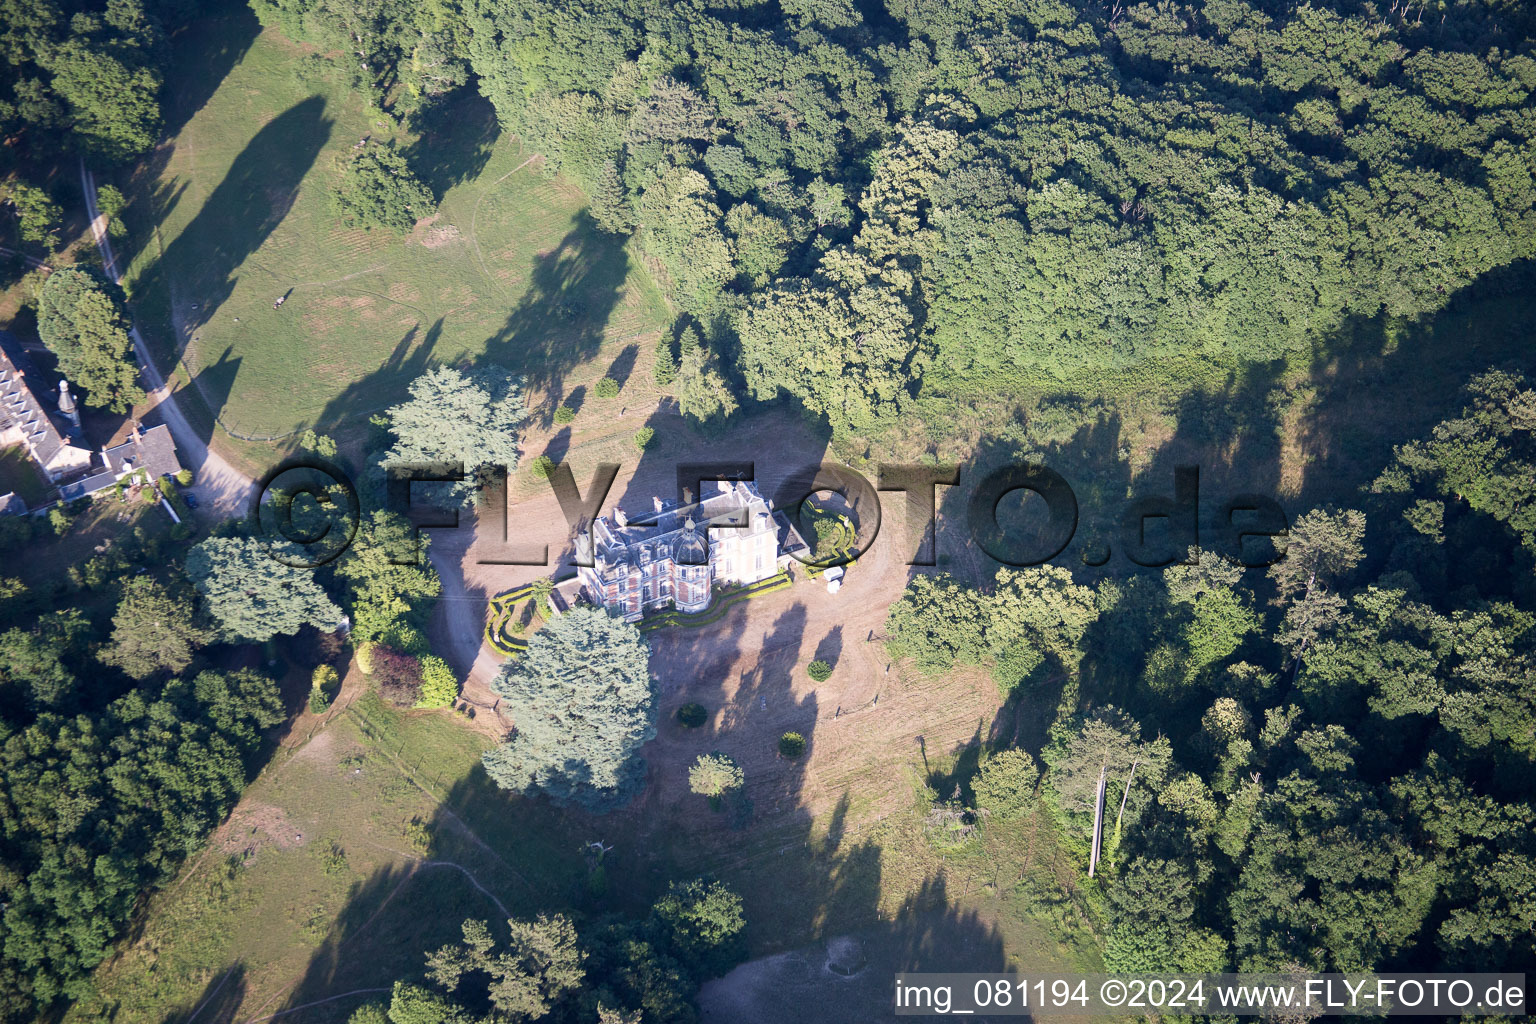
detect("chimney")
[57,379,82,436]
[653,495,664,513]
[683,487,694,504]
[614,506,628,528]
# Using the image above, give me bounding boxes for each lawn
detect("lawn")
[116,6,670,457]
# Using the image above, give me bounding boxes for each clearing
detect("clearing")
[115,6,670,471]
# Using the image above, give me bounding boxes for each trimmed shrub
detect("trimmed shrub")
[356,641,378,675]
[308,685,332,714]
[634,426,655,450]
[594,377,619,399]
[313,664,339,690]
[530,455,555,480]
[175,468,194,486]
[807,659,832,682]
[552,405,575,424]
[778,731,806,758]
[677,702,708,728]
[415,654,459,708]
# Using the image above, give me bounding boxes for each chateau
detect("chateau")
[576,480,808,620]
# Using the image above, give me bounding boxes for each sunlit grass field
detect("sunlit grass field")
[117,10,669,448]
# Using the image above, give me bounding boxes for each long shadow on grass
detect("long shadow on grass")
[132,95,332,441]
[482,213,630,415]
[160,0,262,142]
[403,88,500,201]
[158,961,248,1024]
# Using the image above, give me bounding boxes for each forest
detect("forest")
[887,372,1536,975]
[1,0,1534,1018]
[232,0,1536,436]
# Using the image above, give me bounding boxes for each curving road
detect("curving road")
[80,162,257,515]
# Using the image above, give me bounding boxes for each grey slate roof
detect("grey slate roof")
[0,347,67,467]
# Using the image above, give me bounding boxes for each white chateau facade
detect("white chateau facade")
[576,480,807,620]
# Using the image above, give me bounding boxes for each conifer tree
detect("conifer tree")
[482,608,655,810]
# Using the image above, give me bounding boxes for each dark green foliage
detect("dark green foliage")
[97,577,210,680]
[482,608,655,810]
[1,182,61,246]
[778,731,805,757]
[382,364,526,504]
[676,702,707,728]
[650,878,746,978]
[0,0,166,164]
[36,269,145,413]
[186,536,343,642]
[552,404,575,424]
[426,916,584,1019]
[0,668,282,1017]
[971,749,1038,819]
[805,659,831,682]
[1378,372,1536,554]
[633,426,654,450]
[651,336,677,385]
[333,144,436,233]
[594,376,619,399]
[334,510,441,644]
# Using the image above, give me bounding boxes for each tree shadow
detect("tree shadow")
[403,88,500,201]
[158,961,248,1024]
[604,344,639,389]
[538,426,572,464]
[132,95,332,440]
[159,1,262,142]
[813,626,842,669]
[481,213,629,399]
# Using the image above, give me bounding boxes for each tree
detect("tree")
[2,182,61,245]
[97,578,210,680]
[1269,507,1367,602]
[594,376,619,399]
[633,426,654,450]
[806,659,832,681]
[427,915,584,1019]
[373,647,423,707]
[95,183,126,239]
[651,878,745,976]
[482,608,655,810]
[688,752,743,801]
[971,749,1039,819]
[47,39,163,163]
[310,664,338,713]
[675,348,737,427]
[415,655,458,708]
[652,336,677,385]
[333,144,436,233]
[1380,371,1536,553]
[335,511,441,642]
[36,268,145,412]
[383,364,527,503]
[186,537,343,643]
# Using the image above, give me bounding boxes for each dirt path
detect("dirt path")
[80,161,257,515]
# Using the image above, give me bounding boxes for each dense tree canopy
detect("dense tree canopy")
[0,0,166,165]
[382,364,527,503]
[0,668,282,1020]
[186,536,344,642]
[884,380,1536,976]
[36,269,145,413]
